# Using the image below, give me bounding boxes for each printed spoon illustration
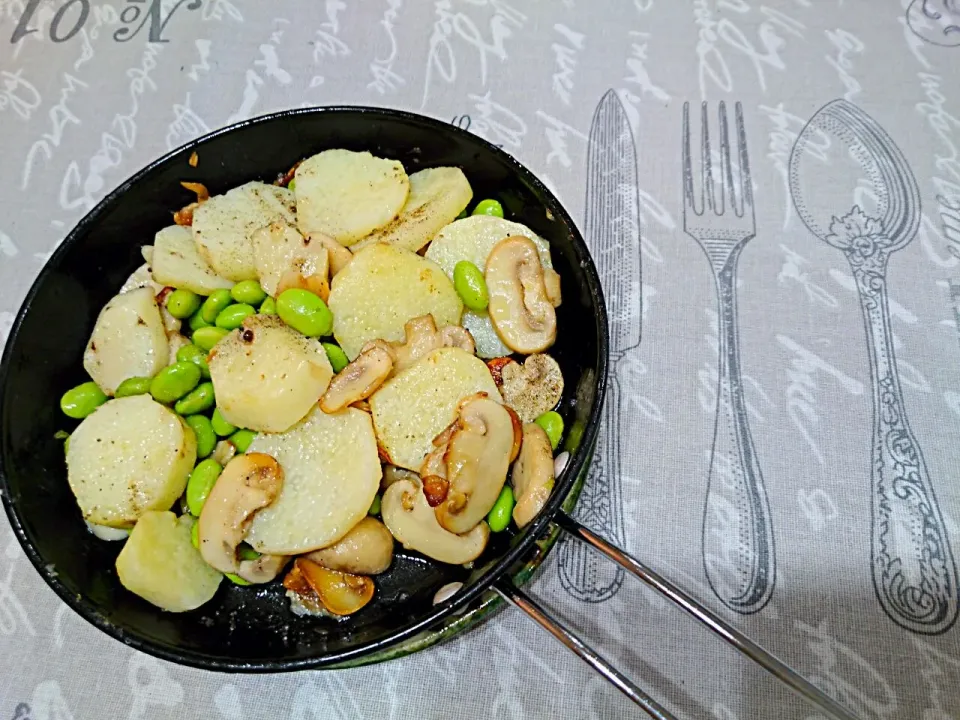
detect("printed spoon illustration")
[556,89,639,603]
[789,99,958,634]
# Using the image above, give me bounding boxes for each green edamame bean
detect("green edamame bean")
[150,362,202,404]
[175,381,215,416]
[534,411,564,450]
[184,414,216,459]
[486,485,515,532]
[176,343,210,378]
[368,494,382,516]
[211,408,238,437]
[200,288,234,324]
[259,296,277,315]
[215,303,256,330]
[276,288,333,338]
[453,261,489,312]
[231,280,267,306]
[288,179,296,192]
[186,458,223,516]
[237,544,260,561]
[55,431,71,455]
[114,376,152,398]
[226,573,251,586]
[192,326,229,352]
[191,521,200,549]
[456,207,468,220]
[323,342,349,373]
[188,309,212,332]
[165,289,202,319]
[60,381,107,419]
[472,198,504,218]
[230,429,256,453]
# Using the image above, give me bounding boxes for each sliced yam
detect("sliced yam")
[192,181,296,282]
[352,167,473,253]
[83,287,169,395]
[247,406,381,554]
[116,512,222,612]
[462,309,511,359]
[67,395,196,527]
[151,225,233,296]
[208,315,333,433]
[424,216,554,357]
[370,347,502,471]
[252,221,330,299]
[327,244,463,359]
[294,149,409,246]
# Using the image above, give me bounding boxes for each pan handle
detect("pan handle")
[496,512,862,720]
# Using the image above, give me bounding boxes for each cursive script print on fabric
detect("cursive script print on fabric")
[683,100,777,615]
[790,99,959,635]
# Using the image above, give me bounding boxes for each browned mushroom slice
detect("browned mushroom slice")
[320,345,394,413]
[305,517,394,575]
[361,315,477,378]
[312,233,354,277]
[197,453,288,583]
[499,354,564,423]
[381,464,419,492]
[485,235,558,354]
[543,268,562,307]
[295,558,375,616]
[381,478,490,565]
[435,395,518,534]
[511,423,556,528]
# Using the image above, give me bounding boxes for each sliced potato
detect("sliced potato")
[83,287,169,395]
[425,216,554,357]
[151,225,233,295]
[328,244,463,359]
[370,347,502,470]
[67,395,196,527]
[208,315,333,433]
[120,262,163,295]
[192,181,296,282]
[352,167,473,253]
[116,512,222,612]
[247,406,381,554]
[252,221,330,298]
[294,150,409,246]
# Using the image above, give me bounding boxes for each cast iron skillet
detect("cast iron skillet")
[0,107,608,672]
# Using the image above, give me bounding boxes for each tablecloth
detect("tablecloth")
[2,1,960,718]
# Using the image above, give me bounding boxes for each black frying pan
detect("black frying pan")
[0,107,859,720]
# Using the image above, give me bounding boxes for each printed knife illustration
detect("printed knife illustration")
[682,102,776,614]
[556,89,639,603]
[790,99,959,634]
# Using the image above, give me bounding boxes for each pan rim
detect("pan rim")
[0,104,609,672]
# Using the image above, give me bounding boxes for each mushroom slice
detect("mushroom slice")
[500,354,564,423]
[382,464,419,492]
[313,234,354,277]
[320,345,395,413]
[511,424,556,528]
[304,517,394,575]
[292,558,375,616]
[361,315,477,378]
[486,236,558,354]
[439,325,476,355]
[198,452,287,583]
[543,268,562,307]
[435,395,517,534]
[382,478,490,565]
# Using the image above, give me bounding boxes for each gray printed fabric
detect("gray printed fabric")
[2,1,960,718]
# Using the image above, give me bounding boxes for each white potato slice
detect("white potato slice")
[67,395,196,527]
[370,347,502,470]
[327,244,463,359]
[294,149,409,246]
[247,406,381,554]
[208,315,334,433]
[83,287,169,395]
[192,181,296,282]
[151,225,233,295]
[253,221,330,298]
[116,512,222,612]
[425,216,554,357]
[120,263,163,295]
[352,167,473,253]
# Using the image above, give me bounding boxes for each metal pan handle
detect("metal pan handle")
[495,512,862,720]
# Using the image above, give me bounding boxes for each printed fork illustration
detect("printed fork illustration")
[682,101,776,614]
